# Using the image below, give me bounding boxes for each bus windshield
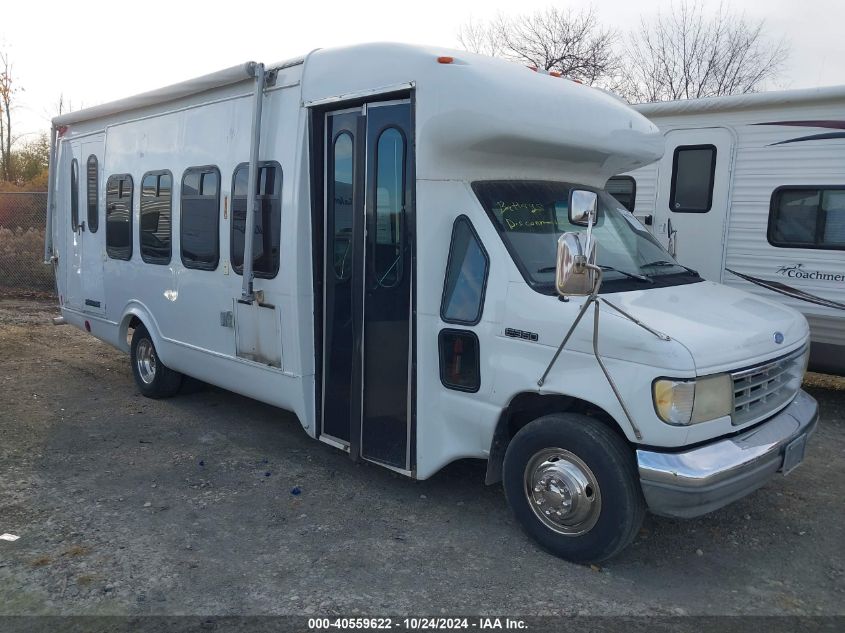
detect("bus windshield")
[473,180,701,293]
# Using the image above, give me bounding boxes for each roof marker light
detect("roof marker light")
[549,71,562,78]
[437,56,454,64]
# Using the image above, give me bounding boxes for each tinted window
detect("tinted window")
[181,166,220,270]
[606,176,636,212]
[769,187,845,250]
[86,155,99,233]
[231,162,282,278]
[670,145,716,212]
[439,329,480,392]
[139,171,172,264]
[70,159,79,231]
[106,174,133,260]
[441,216,489,325]
[373,128,405,288]
[333,133,354,280]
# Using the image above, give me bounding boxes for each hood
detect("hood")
[605,281,809,373]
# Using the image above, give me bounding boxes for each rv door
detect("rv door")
[652,128,734,281]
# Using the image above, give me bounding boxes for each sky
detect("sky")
[3,0,844,142]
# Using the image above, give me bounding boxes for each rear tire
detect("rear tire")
[503,413,644,563]
[130,324,183,399]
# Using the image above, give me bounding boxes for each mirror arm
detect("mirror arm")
[537,264,644,441]
[591,298,643,441]
[537,264,603,387]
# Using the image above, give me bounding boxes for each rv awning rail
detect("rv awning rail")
[52,62,261,127]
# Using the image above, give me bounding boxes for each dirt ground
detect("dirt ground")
[0,298,843,616]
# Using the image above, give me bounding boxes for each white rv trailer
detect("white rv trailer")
[609,86,845,376]
[46,43,818,562]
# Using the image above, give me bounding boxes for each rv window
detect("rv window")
[438,329,480,392]
[70,159,80,231]
[140,171,172,265]
[669,145,716,213]
[106,174,133,260]
[332,133,354,281]
[769,186,845,250]
[441,216,489,326]
[373,127,406,288]
[231,162,282,279]
[606,176,636,213]
[86,155,99,233]
[180,166,220,270]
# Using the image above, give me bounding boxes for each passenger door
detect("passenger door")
[652,128,734,281]
[321,100,415,472]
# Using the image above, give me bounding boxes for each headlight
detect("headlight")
[653,373,733,425]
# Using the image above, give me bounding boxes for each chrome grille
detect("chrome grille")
[731,345,807,426]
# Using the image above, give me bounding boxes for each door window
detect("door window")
[333,133,354,280]
[441,216,489,325]
[669,145,716,212]
[373,127,405,288]
[86,155,99,233]
[70,159,80,231]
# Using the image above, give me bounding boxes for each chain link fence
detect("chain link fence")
[0,192,55,298]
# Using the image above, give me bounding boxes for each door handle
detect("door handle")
[643,214,653,226]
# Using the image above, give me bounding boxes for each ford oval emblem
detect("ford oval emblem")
[774,332,784,344]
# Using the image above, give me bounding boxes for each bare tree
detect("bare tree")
[620,1,789,103]
[0,50,16,182]
[457,7,618,85]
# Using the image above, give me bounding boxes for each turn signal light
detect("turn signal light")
[437,56,454,64]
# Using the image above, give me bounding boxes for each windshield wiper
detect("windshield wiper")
[599,265,653,283]
[537,265,652,282]
[641,260,699,276]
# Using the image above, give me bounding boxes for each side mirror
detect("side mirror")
[568,189,598,226]
[555,232,598,297]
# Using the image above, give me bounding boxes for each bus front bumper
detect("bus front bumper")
[636,389,819,518]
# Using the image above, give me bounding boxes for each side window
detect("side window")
[669,145,716,213]
[181,166,220,270]
[606,175,636,212]
[441,216,489,325]
[373,127,405,288]
[106,174,134,260]
[231,162,282,278]
[333,132,354,280]
[70,159,79,231]
[86,155,99,233]
[139,171,173,264]
[439,329,481,392]
[768,187,845,250]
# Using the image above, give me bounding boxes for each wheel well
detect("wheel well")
[120,315,144,351]
[484,392,630,485]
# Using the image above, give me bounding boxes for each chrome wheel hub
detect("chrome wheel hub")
[136,339,157,385]
[524,448,601,535]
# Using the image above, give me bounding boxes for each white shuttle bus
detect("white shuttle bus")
[610,87,845,376]
[45,44,818,562]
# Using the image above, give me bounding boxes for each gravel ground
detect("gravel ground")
[0,298,843,616]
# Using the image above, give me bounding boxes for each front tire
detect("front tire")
[130,324,183,399]
[503,413,644,563]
